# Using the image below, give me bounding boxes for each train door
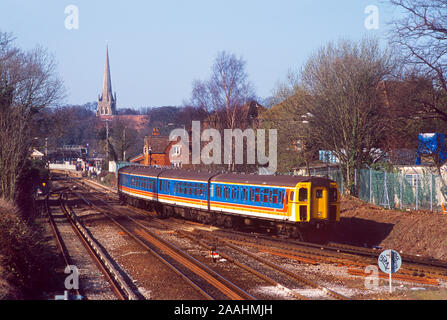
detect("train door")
[287,189,295,218]
[296,183,310,222]
[312,187,327,220]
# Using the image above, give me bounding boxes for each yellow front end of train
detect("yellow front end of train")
[292,181,340,225]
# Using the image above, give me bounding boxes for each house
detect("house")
[30,149,44,160]
[130,128,189,168]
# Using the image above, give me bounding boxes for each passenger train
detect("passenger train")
[117,166,340,238]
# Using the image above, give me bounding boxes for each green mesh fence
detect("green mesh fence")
[314,168,447,212]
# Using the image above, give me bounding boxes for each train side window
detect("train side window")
[262,189,269,202]
[225,187,231,199]
[299,188,308,202]
[232,187,238,200]
[290,191,294,202]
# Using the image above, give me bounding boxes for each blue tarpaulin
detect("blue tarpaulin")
[416,133,447,165]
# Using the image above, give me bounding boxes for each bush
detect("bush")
[0,199,56,299]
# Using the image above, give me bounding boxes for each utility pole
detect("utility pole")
[106,119,109,161]
[123,127,126,161]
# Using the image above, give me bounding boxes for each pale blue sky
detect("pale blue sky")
[0,1,399,108]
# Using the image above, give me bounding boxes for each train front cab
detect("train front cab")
[291,181,340,227]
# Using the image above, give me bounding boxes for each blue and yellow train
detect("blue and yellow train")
[117,166,340,238]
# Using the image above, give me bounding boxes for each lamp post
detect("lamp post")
[149,147,152,167]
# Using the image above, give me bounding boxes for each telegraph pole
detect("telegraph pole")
[106,119,109,161]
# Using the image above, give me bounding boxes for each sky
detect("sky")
[0,1,400,109]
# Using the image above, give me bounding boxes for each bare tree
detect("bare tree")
[296,38,394,195]
[191,51,256,170]
[0,32,63,201]
[389,0,447,122]
[107,117,137,162]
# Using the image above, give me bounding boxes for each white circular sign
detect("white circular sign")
[378,249,402,274]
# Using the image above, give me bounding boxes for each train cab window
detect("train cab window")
[299,188,308,202]
[316,189,323,198]
[289,191,294,202]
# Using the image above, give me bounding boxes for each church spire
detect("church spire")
[97,44,116,116]
[102,44,112,101]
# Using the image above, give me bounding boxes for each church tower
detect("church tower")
[97,45,117,116]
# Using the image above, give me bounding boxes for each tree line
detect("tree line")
[0,32,63,208]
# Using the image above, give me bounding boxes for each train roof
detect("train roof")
[118,166,216,181]
[118,165,165,177]
[118,166,335,187]
[160,169,216,182]
[211,173,334,187]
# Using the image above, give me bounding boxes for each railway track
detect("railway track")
[198,229,446,285]
[176,229,347,300]
[45,194,83,300]
[45,192,140,300]
[64,174,447,291]
[64,180,255,300]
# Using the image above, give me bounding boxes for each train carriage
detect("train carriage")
[117,166,340,237]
